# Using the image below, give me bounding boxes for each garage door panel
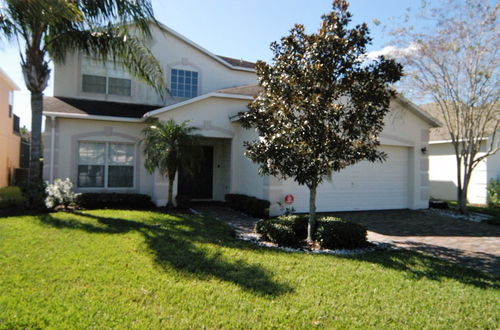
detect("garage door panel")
[282,146,410,212]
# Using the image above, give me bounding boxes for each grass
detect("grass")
[447,201,500,225]
[0,210,499,329]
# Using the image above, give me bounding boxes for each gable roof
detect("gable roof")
[421,103,497,141]
[44,97,160,119]
[216,56,256,70]
[156,22,256,72]
[216,85,261,96]
[219,85,441,128]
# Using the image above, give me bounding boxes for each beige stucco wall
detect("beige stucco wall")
[53,25,257,107]
[428,140,494,205]
[43,117,155,196]
[45,96,435,211]
[0,77,20,187]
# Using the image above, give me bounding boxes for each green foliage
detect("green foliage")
[254,218,302,247]
[487,179,500,208]
[0,186,26,208]
[256,215,367,249]
[76,193,154,210]
[316,216,368,249]
[276,214,309,239]
[225,194,270,218]
[0,210,498,328]
[239,0,402,240]
[142,118,201,207]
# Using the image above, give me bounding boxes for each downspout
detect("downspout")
[49,115,55,182]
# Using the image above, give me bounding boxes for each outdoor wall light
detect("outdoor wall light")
[421,147,427,155]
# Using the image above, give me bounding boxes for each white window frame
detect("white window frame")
[170,68,199,98]
[77,141,136,190]
[81,74,132,96]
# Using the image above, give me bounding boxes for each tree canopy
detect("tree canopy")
[391,0,499,212]
[241,0,403,241]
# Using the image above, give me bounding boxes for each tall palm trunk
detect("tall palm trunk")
[29,92,43,183]
[22,53,50,185]
[307,183,318,242]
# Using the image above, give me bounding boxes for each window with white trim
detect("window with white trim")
[78,142,135,188]
[81,57,132,96]
[170,69,198,98]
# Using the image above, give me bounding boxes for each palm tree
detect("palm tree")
[0,0,165,190]
[142,118,201,208]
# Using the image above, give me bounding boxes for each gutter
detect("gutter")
[43,111,144,123]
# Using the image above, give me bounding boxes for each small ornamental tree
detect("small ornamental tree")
[142,119,201,208]
[240,0,403,242]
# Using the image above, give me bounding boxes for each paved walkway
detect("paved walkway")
[333,209,500,275]
[193,205,500,276]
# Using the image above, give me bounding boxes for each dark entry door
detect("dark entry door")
[178,146,213,199]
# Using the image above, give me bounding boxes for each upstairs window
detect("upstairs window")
[171,69,198,98]
[82,75,131,96]
[81,57,131,96]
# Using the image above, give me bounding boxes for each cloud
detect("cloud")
[364,43,419,61]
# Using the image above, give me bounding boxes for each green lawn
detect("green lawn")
[0,210,498,329]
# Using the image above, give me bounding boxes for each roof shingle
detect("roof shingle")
[43,97,161,118]
[216,55,256,69]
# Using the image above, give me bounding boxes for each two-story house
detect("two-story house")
[43,23,439,215]
[0,68,21,187]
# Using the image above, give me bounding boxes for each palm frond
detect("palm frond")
[46,27,165,95]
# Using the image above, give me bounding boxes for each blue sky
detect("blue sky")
[0,0,422,128]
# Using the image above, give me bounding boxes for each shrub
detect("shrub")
[256,215,368,249]
[45,178,80,210]
[276,214,309,239]
[316,217,367,249]
[225,194,270,218]
[254,219,302,247]
[487,180,500,208]
[0,186,26,209]
[76,193,155,209]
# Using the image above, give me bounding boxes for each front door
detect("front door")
[178,146,213,199]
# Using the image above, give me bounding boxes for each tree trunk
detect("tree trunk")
[167,174,175,208]
[307,184,317,243]
[458,168,473,214]
[455,156,467,214]
[29,92,43,184]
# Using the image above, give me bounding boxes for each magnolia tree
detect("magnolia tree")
[240,0,402,242]
[389,0,499,213]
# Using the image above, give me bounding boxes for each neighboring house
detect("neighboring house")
[43,23,439,215]
[426,116,499,205]
[0,68,21,187]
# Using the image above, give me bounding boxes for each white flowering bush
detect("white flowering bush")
[45,178,80,210]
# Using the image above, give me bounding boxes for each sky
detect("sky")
[0,0,423,128]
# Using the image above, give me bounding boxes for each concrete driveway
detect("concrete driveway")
[331,209,500,276]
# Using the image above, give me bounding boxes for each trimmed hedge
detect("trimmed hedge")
[255,215,368,249]
[254,219,302,247]
[225,194,270,218]
[76,193,155,210]
[316,216,368,249]
[0,186,26,209]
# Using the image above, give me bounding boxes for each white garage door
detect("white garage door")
[282,146,410,212]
